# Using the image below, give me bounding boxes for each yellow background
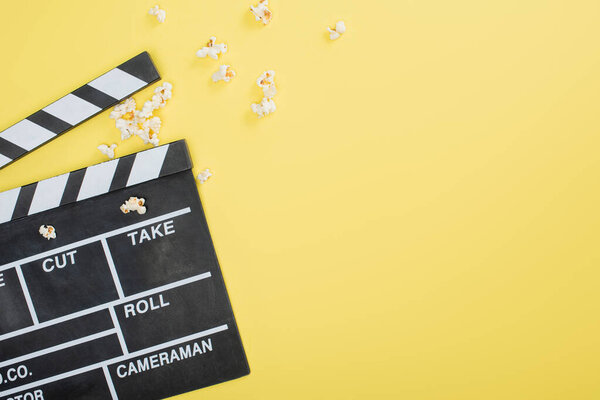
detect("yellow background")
[1,0,600,398]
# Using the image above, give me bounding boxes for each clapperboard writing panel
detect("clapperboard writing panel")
[0,51,160,170]
[0,140,249,400]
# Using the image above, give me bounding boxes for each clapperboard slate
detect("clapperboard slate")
[0,140,249,399]
[0,51,160,170]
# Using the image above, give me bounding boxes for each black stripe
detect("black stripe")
[11,183,37,220]
[72,85,118,109]
[26,110,71,135]
[117,52,161,85]
[60,171,85,205]
[109,155,136,191]
[159,141,193,177]
[0,137,27,160]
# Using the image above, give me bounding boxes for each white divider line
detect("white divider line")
[0,329,116,369]
[109,307,129,355]
[0,207,192,272]
[113,324,228,366]
[0,324,229,398]
[15,265,39,325]
[118,272,212,304]
[0,271,212,342]
[101,239,124,299]
[103,365,119,400]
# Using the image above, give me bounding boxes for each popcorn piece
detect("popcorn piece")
[146,116,162,133]
[109,82,172,147]
[196,37,228,60]
[262,83,277,99]
[252,70,277,117]
[328,21,346,40]
[109,98,136,120]
[148,134,160,146]
[97,144,117,159]
[212,65,236,83]
[256,70,277,98]
[250,0,272,25]
[120,197,147,215]
[197,169,213,184]
[137,100,155,119]
[39,225,56,240]
[115,118,134,140]
[138,130,160,147]
[251,97,276,118]
[112,97,138,140]
[149,5,166,23]
[256,70,275,88]
[153,82,172,107]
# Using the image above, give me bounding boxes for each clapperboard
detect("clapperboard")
[0,140,250,399]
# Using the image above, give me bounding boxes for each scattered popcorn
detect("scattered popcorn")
[251,70,277,118]
[212,65,236,83]
[196,37,228,60]
[251,97,277,118]
[39,225,56,240]
[97,144,117,159]
[120,197,147,215]
[250,0,272,25]
[148,5,166,23]
[109,82,172,147]
[197,169,213,184]
[328,21,346,40]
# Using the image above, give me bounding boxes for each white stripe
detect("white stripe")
[0,153,11,168]
[43,93,101,125]
[101,239,125,299]
[126,145,169,187]
[0,329,116,368]
[103,365,119,400]
[28,173,70,215]
[15,266,39,325]
[0,187,20,224]
[0,270,211,342]
[88,68,147,100]
[77,159,119,201]
[109,307,128,355]
[0,324,229,398]
[0,119,56,151]
[0,207,191,272]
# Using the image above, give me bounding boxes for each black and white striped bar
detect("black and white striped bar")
[0,52,160,169]
[0,140,191,225]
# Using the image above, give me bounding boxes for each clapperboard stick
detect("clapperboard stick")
[0,52,160,170]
